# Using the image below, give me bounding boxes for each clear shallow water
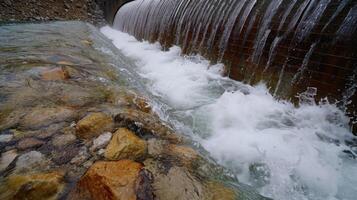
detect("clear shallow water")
[101,27,357,200]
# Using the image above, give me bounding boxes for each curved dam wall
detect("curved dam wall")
[111,0,357,132]
[96,0,134,25]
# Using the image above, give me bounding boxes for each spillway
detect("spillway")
[113,0,357,132]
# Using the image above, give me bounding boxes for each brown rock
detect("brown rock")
[76,112,114,139]
[114,108,184,143]
[21,106,75,130]
[167,144,199,165]
[68,160,144,200]
[105,128,147,161]
[0,171,65,200]
[17,137,44,150]
[42,67,69,80]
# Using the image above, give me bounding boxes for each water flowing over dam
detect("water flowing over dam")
[2,0,357,199]
[113,0,357,132]
[97,0,357,199]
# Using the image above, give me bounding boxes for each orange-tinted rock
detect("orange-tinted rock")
[67,160,144,200]
[42,67,69,81]
[0,171,65,200]
[105,128,147,161]
[76,112,114,139]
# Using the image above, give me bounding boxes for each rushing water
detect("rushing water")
[114,0,357,123]
[101,27,357,200]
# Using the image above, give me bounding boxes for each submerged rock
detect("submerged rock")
[105,128,147,161]
[167,144,199,165]
[108,89,152,113]
[0,134,13,143]
[52,133,76,147]
[114,108,184,143]
[52,143,80,165]
[144,159,205,200]
[205,181,237,200]
[0,171,65,200]
[41,67,70,81]
[60,84,108,107]
[20,106,75,130]
[76,112,114,139]
[70,146,90,165]
[0,149,17,172]
[15,151,51,172]
[17,137,45,150]
[249,163,271,188]
[68,160,146,200]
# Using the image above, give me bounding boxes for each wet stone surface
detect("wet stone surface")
[0,22,267,200]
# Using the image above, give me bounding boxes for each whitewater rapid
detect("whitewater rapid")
[101,27,357,200]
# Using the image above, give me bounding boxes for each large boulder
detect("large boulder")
[0,171,65,200]
[76,112,114,139]
[67,160,148,200]
[105,128,147,161]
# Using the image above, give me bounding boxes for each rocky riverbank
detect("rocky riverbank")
[0,0,106,26]
[0,21,268,200]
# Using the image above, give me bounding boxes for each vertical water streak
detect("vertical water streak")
[274,64,286,96]
[206,1,232,56]
[335,4,357,42]
[322,0,351,32]
[264,36,282,72]
[277,0,298,33]
[218,0,247,61]
[291,43,317,84]
[294,0,331,42]
[175,0,194,45]
[252,0,283,64]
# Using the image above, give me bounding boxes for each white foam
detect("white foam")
[101,26,357,200]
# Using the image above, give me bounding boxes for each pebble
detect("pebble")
[0,134,13,143]
[90,132,112,151]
